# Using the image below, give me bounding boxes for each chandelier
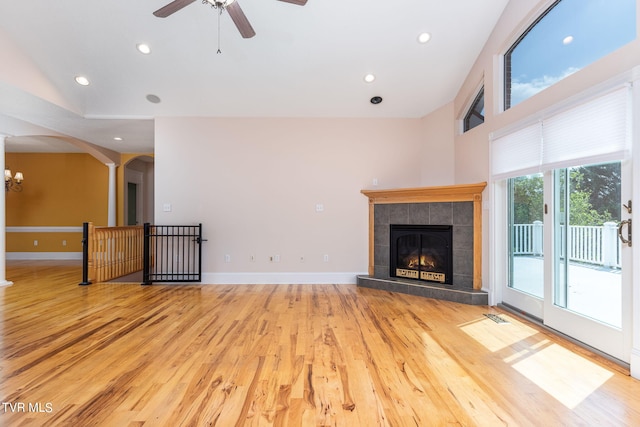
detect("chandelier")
[5,168,24,192]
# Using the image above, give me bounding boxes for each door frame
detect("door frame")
[125,169,144,226]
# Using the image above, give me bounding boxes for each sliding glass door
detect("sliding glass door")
[545,161,631,361]
[503,161,631,362]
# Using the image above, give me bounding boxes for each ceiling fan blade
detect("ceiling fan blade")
[153,0,197,18]
[277,0,308,5]
[226,2,256,39]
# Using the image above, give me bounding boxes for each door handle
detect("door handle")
[618,219,632,247]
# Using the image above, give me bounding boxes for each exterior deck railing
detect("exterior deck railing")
[512,221,621,268]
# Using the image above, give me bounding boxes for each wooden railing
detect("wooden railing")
[81,222,144,283]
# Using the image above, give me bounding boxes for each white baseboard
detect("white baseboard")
[7,252,83,260]
[200,272,365,285]
[630,348,640,380]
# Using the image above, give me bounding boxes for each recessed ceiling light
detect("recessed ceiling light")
[364,73,376,83]
[562,35,574,45]
[75,76,90,86]
[137,43,151,54]
[370,96,383,105]
[113,137,123,141]
[418,32,431,44]
[146,94,162,104]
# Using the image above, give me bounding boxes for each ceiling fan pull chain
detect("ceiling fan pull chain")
[217,8,222,54]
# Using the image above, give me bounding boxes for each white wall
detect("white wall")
[0,27,78,114]
[419,102,456,186]
[155,117,438,283]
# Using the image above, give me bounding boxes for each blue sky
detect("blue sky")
[509,0,636,107]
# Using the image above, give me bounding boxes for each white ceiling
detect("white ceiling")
[0,0,509,154]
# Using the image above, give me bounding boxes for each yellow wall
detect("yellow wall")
[6,231,83,252]
[5,153,109,253]
[6,152,109,225]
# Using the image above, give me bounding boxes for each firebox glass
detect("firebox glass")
[391,225,453,284]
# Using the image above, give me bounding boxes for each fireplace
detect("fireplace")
[390,224,453,284]
[357,183,488,305]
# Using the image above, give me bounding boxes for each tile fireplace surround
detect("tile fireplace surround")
[357,183,488,305]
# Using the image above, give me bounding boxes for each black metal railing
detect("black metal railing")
[142,223,204,285]
[79,222,92,286]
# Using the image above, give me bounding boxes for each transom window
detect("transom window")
[504,0,636,110]
[463,86,484,132]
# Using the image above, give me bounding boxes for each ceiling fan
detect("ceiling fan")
[153,0,308,39]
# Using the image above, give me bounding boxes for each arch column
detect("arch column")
[107,163,116,227]
[0,135,13,286]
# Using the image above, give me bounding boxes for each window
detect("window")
[463,86,484,132]
[504,0,636,110]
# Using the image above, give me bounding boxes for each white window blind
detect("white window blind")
[541,87,630,170]
[491,86,630,180]
[490,122,541,180]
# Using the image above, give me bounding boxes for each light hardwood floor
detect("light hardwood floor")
[2,260,640,426]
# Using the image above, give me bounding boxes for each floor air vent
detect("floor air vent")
[484,313,509,324]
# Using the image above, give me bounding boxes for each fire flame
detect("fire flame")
[406,255,436,269]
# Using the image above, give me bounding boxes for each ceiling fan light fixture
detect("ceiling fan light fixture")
[206,0,236,7]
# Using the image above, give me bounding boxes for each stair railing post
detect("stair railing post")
[142,223,152,285]
[79,222,92,285]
